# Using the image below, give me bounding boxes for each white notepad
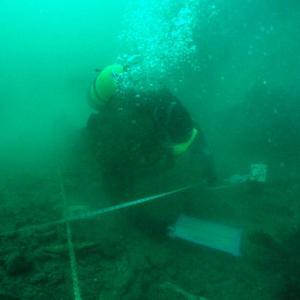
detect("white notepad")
[169,215,242,256]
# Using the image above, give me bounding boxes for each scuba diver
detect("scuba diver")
[85,63,217,199]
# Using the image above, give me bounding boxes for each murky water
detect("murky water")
[0,1,299,299]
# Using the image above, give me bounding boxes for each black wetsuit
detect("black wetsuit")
[85,89,216,198]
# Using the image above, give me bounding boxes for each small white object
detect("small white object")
[249,164,268,183]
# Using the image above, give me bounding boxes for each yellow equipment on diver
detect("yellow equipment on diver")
[89,64,124,110]
[172,128,198,156]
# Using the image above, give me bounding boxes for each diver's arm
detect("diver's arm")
[189,125,217,185]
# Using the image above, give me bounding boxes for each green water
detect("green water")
[0,1,299,299]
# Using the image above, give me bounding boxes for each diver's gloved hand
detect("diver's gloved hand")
[201,153,218,186]
[188,133,217,186]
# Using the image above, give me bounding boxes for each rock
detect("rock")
[97,239,125,259]
[145,247,169,267]
[147,284,186,300]
[30,272,48,284]
[5,252,34,276]
[0,292,20,300]
[36,230,58,244]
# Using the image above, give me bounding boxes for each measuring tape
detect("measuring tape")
[0,185,198,237]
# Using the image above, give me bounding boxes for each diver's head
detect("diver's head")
[88,64,124,110]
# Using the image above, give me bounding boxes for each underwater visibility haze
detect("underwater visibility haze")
[0,0,299,299]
